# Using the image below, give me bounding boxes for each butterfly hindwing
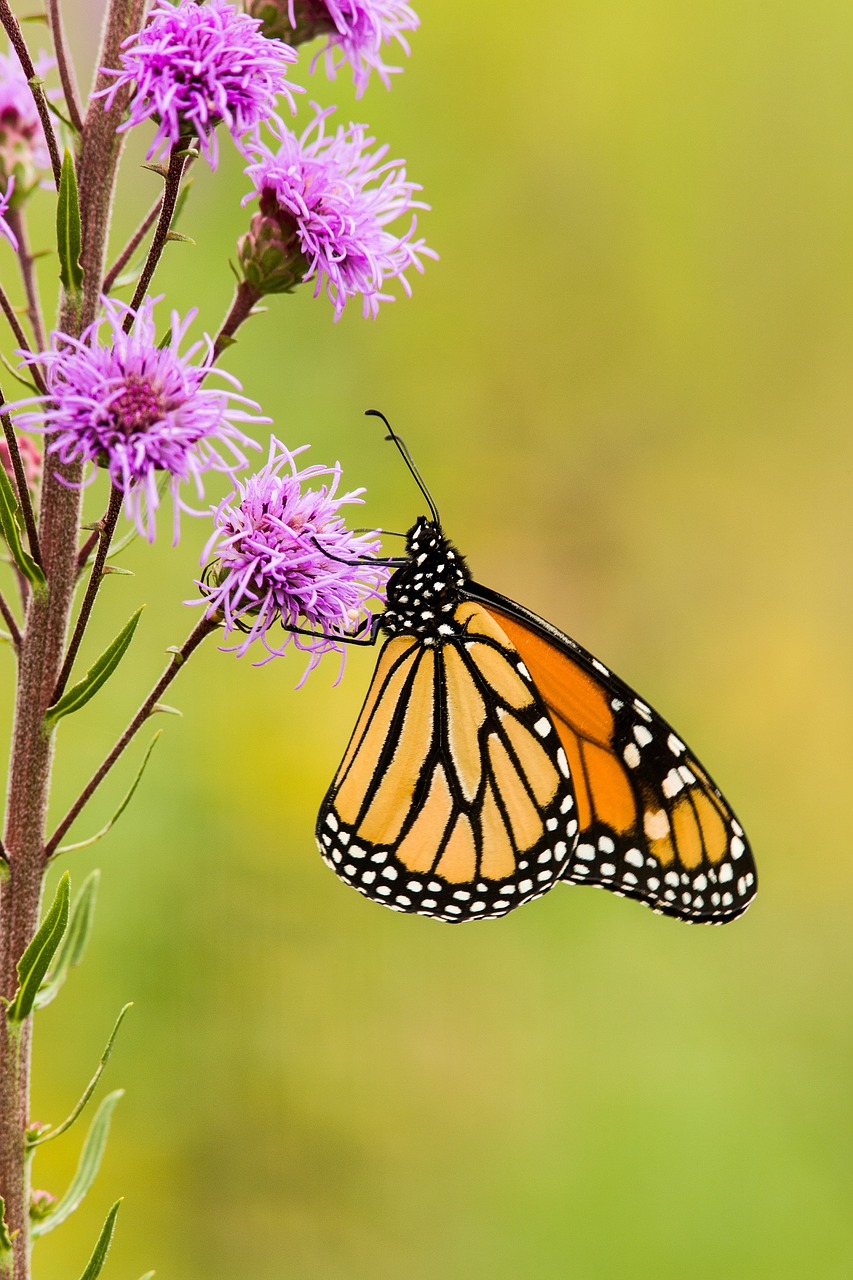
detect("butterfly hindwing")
[316,602,578,922]
[469,584,757,924]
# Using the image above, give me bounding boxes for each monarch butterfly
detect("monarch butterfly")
[316,414,756,925]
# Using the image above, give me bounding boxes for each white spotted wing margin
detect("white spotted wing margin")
[466,582,758,925]
[315,602,579,922]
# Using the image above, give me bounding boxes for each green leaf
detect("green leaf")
[76,1199,122,1280]
[9,873,70,1022]
[34,871,99,1010]
[44,608,144,729]
[28,1005,132,1149]
[164,231,195,244]
[58,735,161,856]
[0,457,46,594]
[138,1273,156,1280]
[31,1091,124,1238]
[57,149,83,297]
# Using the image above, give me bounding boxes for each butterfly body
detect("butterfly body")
[316,513,757,926]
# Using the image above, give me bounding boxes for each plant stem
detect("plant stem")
[1,393,43,575]
[6,212,46,356]
[125,143,193,327]
[0,0,61,188]
[102,195,163,294]
[77,0,147,331]
[213,280,263,359]
[0,286,47,395]
[0,590,21,650]
[47,0,84,134]
[45,614,220,858]
[0,4,146,1271]
[51,485,124,704]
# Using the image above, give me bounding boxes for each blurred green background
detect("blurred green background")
[2,1,852,1276]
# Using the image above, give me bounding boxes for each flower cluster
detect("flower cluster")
[14,297,264,542]
[0,178,17,251]
[0,48,53,189]
[242,108,435,317]
[99,0,300,167]
[200,438,388,677]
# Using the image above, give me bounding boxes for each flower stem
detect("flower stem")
[45,614,221,858]
[77,0,147,330]
[0,0,61,188]
[0,395,42,571]
[6,212,46,355]
[0,589,21,650]
[0,286,46,394]
[125,143,193,328]
[47,0,84,134]
[102,195,163,294]
[51,485,124,704]
[213,280,263,359]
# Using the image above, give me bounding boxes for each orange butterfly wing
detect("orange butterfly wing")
[316,602,579,922]
[470,584,756,923]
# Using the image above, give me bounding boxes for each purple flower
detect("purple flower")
[0,49,53,188]
[200,437,389,679]
[13,297,264,542]
[249,0,418,96]
[0,177,18,251]
[243,107,435,318]
[98,0,300,168]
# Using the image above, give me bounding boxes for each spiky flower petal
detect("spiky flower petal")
[200,437,388,679]
[12,297,264,542]
[98,0,300,168]
[243,107,435,318]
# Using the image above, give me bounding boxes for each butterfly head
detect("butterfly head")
[381,517,471,641]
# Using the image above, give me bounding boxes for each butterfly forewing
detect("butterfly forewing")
[316,602,578,921]
[470,584,757,923]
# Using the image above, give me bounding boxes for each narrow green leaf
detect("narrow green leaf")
[100,565,134,577]
[45,98,77,132]
[34,871,100,1009]
[44,608,144,729]
[0,350,40,394]
[58,735,161,855]
[164,231,195,244]
[138,1272,156,1280]
[0,460,46,593]
[9,873,70,1022]
[0,1197,12,1252]
[76,1199,122,1280]
[31,1091,124,1238]
[57,149,84,296]
[28,1004,132,1148]
[151,703,182,718]
[172,180,193,228]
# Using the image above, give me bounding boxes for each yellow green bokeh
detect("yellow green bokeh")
[2,1,851,1275]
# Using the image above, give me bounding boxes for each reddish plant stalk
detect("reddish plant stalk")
[0,2,145,1273]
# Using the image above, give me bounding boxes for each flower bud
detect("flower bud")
[247,0,336,47]
[237,193,309,296]
[29,1189,57,1221]
[0,434,42,488]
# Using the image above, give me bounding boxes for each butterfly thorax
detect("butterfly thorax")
[381,519,471,642]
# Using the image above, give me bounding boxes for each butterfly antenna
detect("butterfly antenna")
[365,409,441,526]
